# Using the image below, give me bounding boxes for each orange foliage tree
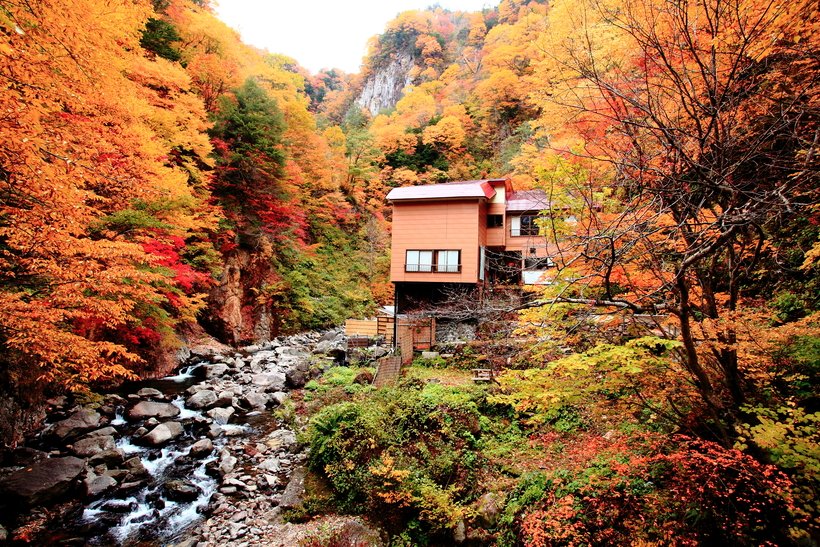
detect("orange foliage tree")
[0,0,220,438]
[526,0,819,432]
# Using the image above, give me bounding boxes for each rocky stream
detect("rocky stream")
[0,330,373,546]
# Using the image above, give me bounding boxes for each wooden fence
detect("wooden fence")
[344,319,378,337]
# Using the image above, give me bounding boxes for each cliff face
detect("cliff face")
[356,49,416,116]
[205,249,275,346]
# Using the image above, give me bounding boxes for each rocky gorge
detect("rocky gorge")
[0,330,379,546]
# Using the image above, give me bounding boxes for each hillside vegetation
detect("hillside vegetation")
[300,0,820,544]
[0,0,390,442]
[1,0,818,544]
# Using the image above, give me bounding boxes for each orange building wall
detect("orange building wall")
[486,202,506,247]
[478,203,488,248]
[505,214,552,257]
[390,200,481,283]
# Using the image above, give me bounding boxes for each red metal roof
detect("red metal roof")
[506,190,549,212]
[386,179,505,202]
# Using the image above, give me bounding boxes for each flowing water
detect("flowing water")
[61,360,287,545]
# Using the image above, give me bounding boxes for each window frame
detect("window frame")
[487,214,504,228]
[511,214,539,237]
[404,249,461,273]
[435,250,460,273]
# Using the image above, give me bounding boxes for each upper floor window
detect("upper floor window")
[436,250,460,273]
[511,214,539,236]
[405,249,461,273]
[405,250,433,272]
[487,214,503,228]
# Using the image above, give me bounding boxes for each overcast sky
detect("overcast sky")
[213,0,493,74]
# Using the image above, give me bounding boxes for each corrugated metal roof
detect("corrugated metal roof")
[506,190,549,212]
[386,179,503,201]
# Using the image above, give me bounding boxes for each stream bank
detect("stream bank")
[0,329,366,546]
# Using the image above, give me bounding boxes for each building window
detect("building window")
[405,250,433,272]
[436,250,460,272]
[487,214,503,228]
[511,214,539,236]
[405,249,461,273]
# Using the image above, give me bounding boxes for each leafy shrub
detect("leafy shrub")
[499,436,801,547]
[303,366,374,400]
[306,379,485,541]
[411,355,448,368]
[736,404,820,539]
[492,337,684,431]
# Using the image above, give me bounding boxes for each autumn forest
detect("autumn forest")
[0,0,818,544]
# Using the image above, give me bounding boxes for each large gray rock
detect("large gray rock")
[312,339,337,354]
[88,448,126,467]
[189,438,214,458]
[248,350,278,369]
[217,450,237,477]
[258,457,280,473]
[72,434,116,457]
[266,429,297,452]
[205,363,229,379]
[129,401,180,420]
[141,421,184,446]
[475,492,502,527]
[0,456,85,506]
[279,465,306,510]
[215,390,235,407]
[123,456,148,478]
[251,372,286,391]
[206,406,235,425]
[285,364,309,389]
[136,387,163,399]
[165,480,200,502]
[186,390,217,409]
[86,426,117,438]
[50,409,101,440]
[85,471,117,498]
[242,391,268,410]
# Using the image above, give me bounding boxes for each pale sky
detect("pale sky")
[213,0,494,74]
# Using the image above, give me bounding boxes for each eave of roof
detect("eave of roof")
[386,179,504,202]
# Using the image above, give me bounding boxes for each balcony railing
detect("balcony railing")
[405,264,462,273]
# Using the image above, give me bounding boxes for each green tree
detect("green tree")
[140,18,182,62]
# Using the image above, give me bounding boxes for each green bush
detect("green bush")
[305,379,485,542]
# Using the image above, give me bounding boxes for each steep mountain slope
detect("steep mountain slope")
[0,0,389,442]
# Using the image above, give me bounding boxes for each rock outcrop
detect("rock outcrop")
[0,456,85,506]
[356,49,417,116]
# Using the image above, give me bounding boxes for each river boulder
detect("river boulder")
[50,409,101,440]
[136,387,163,399]
[165,480,201,502]
[141,421,184,446]
[128,401,180,420]
[206,406,234,425]
[71,434,116,457]
[0,456,85,506]
[186,390,217,409]
[85,470,117,499]
[204,363,229,379]
[251,372,286,391]
[242,391,268,410]
[123,456,148,478]
[189,438,214,458]
[265,428,297,452]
